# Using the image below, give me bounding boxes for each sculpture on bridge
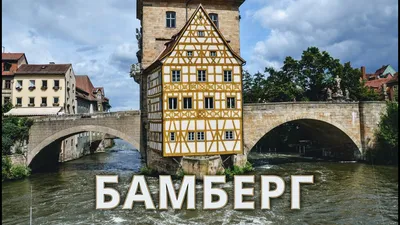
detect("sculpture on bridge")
[326,88,333,101]
[345,89,350,101]
[332,75,345,102]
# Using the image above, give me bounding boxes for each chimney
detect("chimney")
[49,62,55,64]
[361,66,367,81]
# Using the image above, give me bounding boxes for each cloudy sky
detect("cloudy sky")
[2,0,398,111]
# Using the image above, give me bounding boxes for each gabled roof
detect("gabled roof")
[2,53,26,62]
[144,4,245,73]
[15,64,71,75]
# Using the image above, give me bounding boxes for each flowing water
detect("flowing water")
[2,140,398,225]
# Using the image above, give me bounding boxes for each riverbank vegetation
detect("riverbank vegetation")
[2,113,33,181]
[367,101,398,165]
[243,47,380,103]
[2,157,31,181]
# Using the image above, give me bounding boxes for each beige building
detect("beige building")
[5,63,77,116]
[2,53,28,105]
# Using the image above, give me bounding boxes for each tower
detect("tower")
[132,0,246,173]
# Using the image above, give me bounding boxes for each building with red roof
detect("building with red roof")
[2,53,28,105]
[75,75,111,113]
[361,65,398,101]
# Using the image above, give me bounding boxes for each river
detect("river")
[2,140,398,225]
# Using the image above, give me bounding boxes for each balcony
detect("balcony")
[53,86,60,91]
[15,103,22,107]
[28,103,35,107]
[40,103,47,107]
[15,86,22,91]
[28,86,36,91]
[41,86,48,90]
[53,103,60,106]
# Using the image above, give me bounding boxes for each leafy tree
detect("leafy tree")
[2,117,33,155]
[368,101,398,164]
[243,46,383,103]
[2,102,13,114]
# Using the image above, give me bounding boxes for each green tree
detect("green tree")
[2,102,13,114]
[368,101,398,164]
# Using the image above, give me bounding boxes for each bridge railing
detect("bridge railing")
[33,110,141,122]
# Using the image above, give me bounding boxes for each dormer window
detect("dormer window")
[166,11,176,28]
[209,13,219,27]
[198,31,205,37]
[4,62,12,71]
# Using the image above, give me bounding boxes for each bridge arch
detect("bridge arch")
[27,125,140,166]
[243,106,363,157]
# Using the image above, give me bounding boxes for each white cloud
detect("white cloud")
[246,0,398,73]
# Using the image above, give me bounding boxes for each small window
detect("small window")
[172,70,181,82]
[29,80,35,87]
[170,132,176,142]
[5,80,11,89]
[29,97,35,106]
[198,31,205,37]
[54,80,60,87]
[16,97,22,105]
[16,80,22,88]
[209,13,219,27]
[205,97,214,109]
[187,51,193,57]
[42,80,47,87]
[188,132,195,141]
[198,70,206,82]
[224,70,232,82]
[41,97,47,105]
[183,97,192,109]
[210,51,217,57]
[166,11,176,28]
[4,97,10,103]
[54,97,59,104]
[227,97,235,109]
[197,132,205,141]
[225,131,234,140]
[168,98,178,110]
[4,63,12,71]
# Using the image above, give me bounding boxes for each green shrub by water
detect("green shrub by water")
[139,166,157,176]
[367,101,398,165]
[2,157,31,181]
[224,161,254,180]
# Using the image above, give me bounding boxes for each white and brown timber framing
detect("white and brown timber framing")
[145,4,246,157]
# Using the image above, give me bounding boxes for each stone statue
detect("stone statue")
[335,75,341,89]
[327,88,332,101]
[345,89,350,101]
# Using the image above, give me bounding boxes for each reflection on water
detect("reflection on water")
[2,142,398,225]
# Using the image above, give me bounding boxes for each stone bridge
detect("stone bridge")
[27,111,141,166]
[25,102,385,168]
[242,101,386,156]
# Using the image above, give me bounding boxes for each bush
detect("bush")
[2,117,33,155]
[139,166,157,176]
[224,162,254,180]
[9,165,31,180]
[367,101,398,165]
[2,156,31,181]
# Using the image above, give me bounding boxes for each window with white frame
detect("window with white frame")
[188,132,195,141]
[170,132,176,141]
[198,70,206,82]
[205,97,214,109]
[224,70,232,82]
[166,11,176,28]
[29,80,35,87]
[168,97,178,110]
[183,97,192,109]
[227,97,235,109]
[225,131,234,140]
[172,70,181,82]
[197,131,205,141]
[209,13,219,27]
[16,80,22,88]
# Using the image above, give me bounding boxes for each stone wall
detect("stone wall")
[141,1,241,68]
[359,102,387,150]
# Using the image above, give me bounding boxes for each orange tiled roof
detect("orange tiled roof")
[15,64,71,74]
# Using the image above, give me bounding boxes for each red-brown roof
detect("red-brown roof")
[365,76,393,89]
[2,53,25,61]
[76,75,97,101]
[15,64,71,74]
